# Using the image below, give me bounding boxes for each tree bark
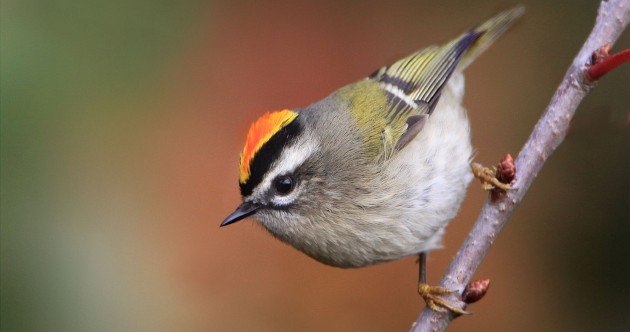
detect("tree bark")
[412,1,630,330]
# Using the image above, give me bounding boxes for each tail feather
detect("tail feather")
[458,6,525,70]
[369,6,524,116]
[364,6,524,153]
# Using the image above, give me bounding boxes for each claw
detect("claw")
[418,283,470,315]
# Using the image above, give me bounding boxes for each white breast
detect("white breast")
[384,72,473,254]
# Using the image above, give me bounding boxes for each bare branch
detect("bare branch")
[412,1,630,330]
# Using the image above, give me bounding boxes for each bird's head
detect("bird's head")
[220,109,325,229]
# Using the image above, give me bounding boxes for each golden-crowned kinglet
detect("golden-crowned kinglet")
[221,8,522,274]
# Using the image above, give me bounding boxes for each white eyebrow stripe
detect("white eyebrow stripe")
[250,138,318,201]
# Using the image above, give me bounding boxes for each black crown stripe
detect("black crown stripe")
[239,118,302,197]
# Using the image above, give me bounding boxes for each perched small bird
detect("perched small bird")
[221,7,523,313]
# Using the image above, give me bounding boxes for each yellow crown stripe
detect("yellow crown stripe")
[239,109,298,184]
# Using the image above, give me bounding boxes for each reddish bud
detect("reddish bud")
[462,279,490,304]
[497,154,516,185]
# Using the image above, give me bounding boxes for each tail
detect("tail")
[366,6,524,151]
[368,6,524,114]
[458,6,525,70]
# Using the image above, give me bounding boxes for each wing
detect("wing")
[341,7,523,160]
[369,31,481,152]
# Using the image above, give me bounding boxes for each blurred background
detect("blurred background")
[1,0,628,331]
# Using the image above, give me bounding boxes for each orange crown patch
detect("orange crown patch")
[239,109,298,184]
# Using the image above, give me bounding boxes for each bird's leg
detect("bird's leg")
[471,162,511,191]
[418,252,427,284]
[417,252,469,315]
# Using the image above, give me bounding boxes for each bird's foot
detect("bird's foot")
[418,283,469,315]
[471,163,511,191]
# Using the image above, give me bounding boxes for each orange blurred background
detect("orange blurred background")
[2,0,629,331]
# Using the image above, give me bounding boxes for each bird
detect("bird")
[220,6,524,314]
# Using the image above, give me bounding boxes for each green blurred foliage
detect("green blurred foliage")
[2,1,205,330]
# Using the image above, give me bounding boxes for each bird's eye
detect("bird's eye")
[273,175,295,195]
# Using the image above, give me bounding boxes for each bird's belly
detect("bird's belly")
[385,79,474,253]
[362,78,473,265]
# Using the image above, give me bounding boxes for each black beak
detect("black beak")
[220,202,259,227]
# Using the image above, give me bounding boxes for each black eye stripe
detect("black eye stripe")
[239,119,302,197]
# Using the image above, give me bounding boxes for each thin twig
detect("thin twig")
[412,1,630,331]
[587,48,630,80]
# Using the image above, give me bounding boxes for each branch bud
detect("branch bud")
[462,279,491,304]
[497,154,516,184]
